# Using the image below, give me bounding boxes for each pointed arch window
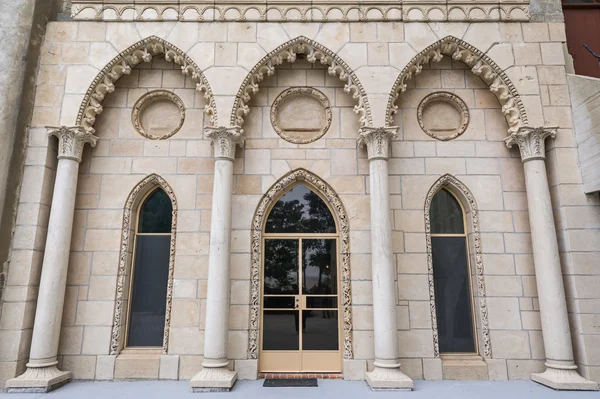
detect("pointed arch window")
[430,188,477,354]
[126,188,173,348]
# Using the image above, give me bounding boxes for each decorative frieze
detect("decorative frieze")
[71,1,529,22]
[357,127,398,160]
[387,36,527,135]
[231,36,371,130]
[77,36,216,134]
[205,126,245,161]
[48,126,98,162]
[505,126,558,162]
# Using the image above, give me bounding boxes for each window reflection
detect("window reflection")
[302,239,337,294]
[265,184,336,234]
[264,240,299,295]
[430,189,464,234]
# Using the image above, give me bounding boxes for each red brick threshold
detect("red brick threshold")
[259,373,343,379]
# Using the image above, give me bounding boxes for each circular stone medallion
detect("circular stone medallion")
[270,87,332,144]
[132,90,186,140]
[417,92,469,141]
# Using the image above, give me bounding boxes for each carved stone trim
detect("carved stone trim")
[71,2,530,22]
[248,168,353,360]
[424,174,491,358]
[270,87,332,144]
[205,126,245,160]
[231,36,371,130]
[76,36,216,133]
[110,174,178,355]
[417,92,469,141]
[131,90,186,140]
[47,126,98,162]
[505,126,558,162]
[387,36,527,135]
[357,126,398,160]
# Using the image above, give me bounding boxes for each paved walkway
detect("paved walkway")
[2,380,599,398]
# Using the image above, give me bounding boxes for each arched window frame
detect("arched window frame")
[110,174,178,355]
[424,174,491,358]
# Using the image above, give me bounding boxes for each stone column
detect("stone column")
[191,126,244,392]
[358,127,413,390]
[506,127,598,391]
[6,126,97,392]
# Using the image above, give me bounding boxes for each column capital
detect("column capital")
[205,126,245,161]
[505,126,558,163]
[47,126,98,162]
[357,126,399,160]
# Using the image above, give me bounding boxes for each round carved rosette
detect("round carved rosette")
[131,90,186,140]
[270,87,332,144]
[417,92,470,141]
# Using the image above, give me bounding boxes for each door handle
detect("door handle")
[294,297,300,309]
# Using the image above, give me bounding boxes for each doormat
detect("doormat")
[263,378,318,387]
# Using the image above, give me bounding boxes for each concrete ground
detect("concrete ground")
[2,379,599,398]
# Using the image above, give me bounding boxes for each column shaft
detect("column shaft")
[203,159,234,366]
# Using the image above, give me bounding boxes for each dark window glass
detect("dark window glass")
[262,310,300,350]
[432,236,475,353]
[302,310,339,350]
[264,239,299,295]
[265,184,336,234]
[302,239,337,294]
[306,297,337,308]
[138,189,173,233]
[263,297,295,309]
[430,189,464,234]
[127,235,170,347]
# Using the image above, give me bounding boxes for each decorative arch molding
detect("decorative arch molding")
[231,36,372,130]
[424,174,491,358]
[386,36,527,134]
[248,168,354,359]
[110,173,178,355]
[76,36,217,133]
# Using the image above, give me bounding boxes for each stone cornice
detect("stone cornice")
[205,126,245,161]
[47,126,98,162]
[505,126,558,162]
[71,1,530,22]
[357,126,398,161]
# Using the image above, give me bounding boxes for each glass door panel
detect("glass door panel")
[302,239,337,294]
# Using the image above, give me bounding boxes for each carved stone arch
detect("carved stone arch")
[424,174,491,358]
[387,36,527,134]
[110,174,178,355]
[231,36,372,130]
[248,168,353,359]
[76,36,217,133]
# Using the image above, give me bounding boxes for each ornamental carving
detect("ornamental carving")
[131,90,186,140]
[71,2,529,22]
[47,126,98,162]
[417,92,469,141]
[231,36,371,130]
[248,169,354,360]
[76,36,216,133]
[110,174,178,355]
[387,36,527,135]
[505,126,558,162]
[270,87,332,144]
[357,127,398,160]
[205,126,245,160]
[424,174,491,358]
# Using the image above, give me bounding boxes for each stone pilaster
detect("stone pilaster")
[358,127,413,390]
[505,127,598,391]
[190,126,243,392]
[6,126,97,392]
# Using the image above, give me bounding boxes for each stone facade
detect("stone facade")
[0,4,599,392]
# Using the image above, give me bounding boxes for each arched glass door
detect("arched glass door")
[260,184,341,372]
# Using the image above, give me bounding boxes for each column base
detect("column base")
[190,367,237,392]
[365,366,414,390]
[532,367,599,391]
[5,365,72,392]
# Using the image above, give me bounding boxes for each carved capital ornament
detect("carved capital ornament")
[505,126,558,162]
[205,126,245,161]
[47,126,98,162]
[357,127,399,160]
